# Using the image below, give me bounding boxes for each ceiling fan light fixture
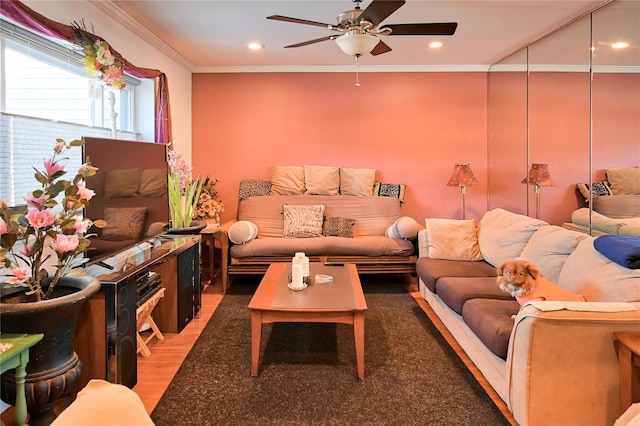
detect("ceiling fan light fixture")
[335,32,379,57]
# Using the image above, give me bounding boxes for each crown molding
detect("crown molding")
[88,0,195,71]
[193,64,490,73]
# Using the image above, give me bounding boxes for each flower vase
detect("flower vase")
[0,274,100,426]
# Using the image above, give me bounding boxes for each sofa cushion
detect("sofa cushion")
[339,167,375,196]
[478,208,548,267]
[425,218,482,261]
[229,235,415,257]
[104,168,142,199]
[558,237,640,302]
[607,167,640,195]
[437,277,514,315]
[270,166,305,195]
[228,221,258,244]
[520,225,588,283]
[101,207,147,241]
[322,216,355,238]
[304,165,340,195]
[237,195,401,238]
[386,216,419,240]
[461,298,520,359]
[282,204,326,238]
[416,257,497,293]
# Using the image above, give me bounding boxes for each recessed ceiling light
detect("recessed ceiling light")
[611,41,629,49]
[428,42,443,49]
[248,42,264,50]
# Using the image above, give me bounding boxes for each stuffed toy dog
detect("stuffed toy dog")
[496,258,585,305]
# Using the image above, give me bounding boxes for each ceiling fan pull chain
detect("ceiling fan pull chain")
[354,55,360,87]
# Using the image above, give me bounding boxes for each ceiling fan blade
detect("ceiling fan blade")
[370,39,392,56]
[267,15,331,29]
[358,0,405,26]
[284,35,337,49]
[381,22,458,36]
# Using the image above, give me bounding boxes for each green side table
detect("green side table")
[0,333,44,426]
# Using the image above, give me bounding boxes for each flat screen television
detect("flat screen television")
[82,137,169,263]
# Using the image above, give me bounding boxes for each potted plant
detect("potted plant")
[166,146,206,233]
[193,176,224,227]
[0,138,104,425]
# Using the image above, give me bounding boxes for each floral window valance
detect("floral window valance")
[0,0,172,144]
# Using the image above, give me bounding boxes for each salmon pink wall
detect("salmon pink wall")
[192,73,488,224]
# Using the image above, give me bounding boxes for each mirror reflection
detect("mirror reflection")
[487,0,640,236]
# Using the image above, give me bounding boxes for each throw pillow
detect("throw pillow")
[606,167,640,195]
[238,179,272,199]
[339,168,375,196]
[373,182,406,203]
[477,208,548,267]
[385,216,419,240]
[139,168,167,198]
[101,207,147,241]
[425,218,483,261]
[322,216,356,238]
[576,181,612,202]
[104,168,142,198]
[228,221,258,244]
[304,165,340,195]
[282,204,326,238]
[270,166,305,195]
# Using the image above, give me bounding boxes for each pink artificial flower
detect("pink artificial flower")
[78,164,98,175]
[7,268,29,284]
[76,182,94,201]
[0,217,6,235]
[74,219,91,234]
[19,243,35,257]
[26,193,48,208]
[53,234,79,253]
[44,158,64,176]
[26,208,55,229]
[102,65,124,86]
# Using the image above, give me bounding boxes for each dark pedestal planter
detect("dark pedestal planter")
[0,274,100,426]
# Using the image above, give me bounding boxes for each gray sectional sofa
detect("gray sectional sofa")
[416,208,640,426]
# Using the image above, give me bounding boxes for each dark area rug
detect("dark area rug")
[151,276,509,426]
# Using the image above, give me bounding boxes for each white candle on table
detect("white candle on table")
[292,263,303,288]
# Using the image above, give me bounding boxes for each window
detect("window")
[0,20,142,206]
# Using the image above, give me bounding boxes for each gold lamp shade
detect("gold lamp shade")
[447,163,479,187]
[447,163,478,219]
[521,163,554,186]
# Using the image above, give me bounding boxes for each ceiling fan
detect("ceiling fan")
[267,0,458,58]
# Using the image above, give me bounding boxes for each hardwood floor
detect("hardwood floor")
[134,278,224,413]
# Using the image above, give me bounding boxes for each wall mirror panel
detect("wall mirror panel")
[590,0,640,234]
[487,48,528,215]
[527,15,591,225]
[488,0,640,235]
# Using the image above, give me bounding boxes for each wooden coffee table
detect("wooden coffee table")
[248,263,367,379]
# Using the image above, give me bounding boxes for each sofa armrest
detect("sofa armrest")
[417,229,428,258]
[506,302,640,426]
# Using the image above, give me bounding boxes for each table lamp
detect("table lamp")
[447,163,479,219]
[521,163,554,218]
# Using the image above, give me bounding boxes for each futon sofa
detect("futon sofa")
[416,208,640,426]
[219,195,418,288]
[217,165,419,290]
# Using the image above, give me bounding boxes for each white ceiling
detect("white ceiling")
[103,0,611,72]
